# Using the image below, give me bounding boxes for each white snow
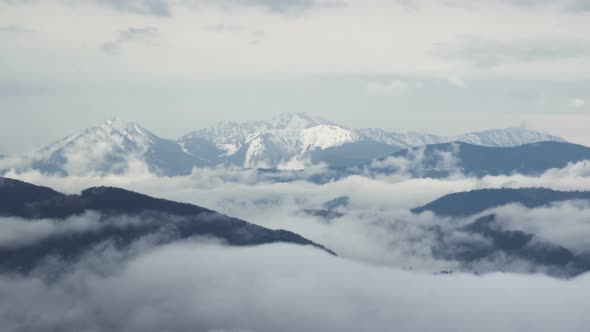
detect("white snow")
[299,125,360,152]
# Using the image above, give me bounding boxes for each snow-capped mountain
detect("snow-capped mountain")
[16,113,570,176]
[179,113,337,157]
[180,113,364,169]
[359,127,565,148]
[33,118,198,176]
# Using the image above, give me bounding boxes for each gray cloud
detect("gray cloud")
[222,0,315,13]
[97,0,170,16]
[565,0,590,11]
[0,24,32,34]
[438,37,590,69]
[100,26,158,55]
[205,24,251,33]
[204,24,265,45]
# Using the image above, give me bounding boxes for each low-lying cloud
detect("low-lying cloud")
[2,156,590,329]
[4,157,590,275]
[1,241,590,332]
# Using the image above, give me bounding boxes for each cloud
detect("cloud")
[0,24,32,34]
[447,76,467,88]
[204,24,265,45]
[567,0,590,11]
[205,24,250,33]
[569,98,586,108]
[0,212,150,249]
[440,37,590,69]
[366,79,410,97]
[97,0,170,16]
[6,155,590,276]
[491,201,590,254]
[219,0,316,13]
[0,241,590,331]
[368,143,461,177]
[100,27,158,55]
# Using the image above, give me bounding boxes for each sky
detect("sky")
[1,0,590,152]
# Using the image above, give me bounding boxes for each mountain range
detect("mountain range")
[1,113,571,176]
[0,177,334,273]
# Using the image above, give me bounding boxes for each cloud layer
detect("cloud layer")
[1,241,590,332]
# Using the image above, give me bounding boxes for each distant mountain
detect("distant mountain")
[0,177,334,273]
[369,141,590,177]
[180,113,381,168]
[31,118,200,176]
[180,112,337,157]
[359,127,565,149]
[6,113,573,176]
[412,187,590,218]
[181,114,568,169]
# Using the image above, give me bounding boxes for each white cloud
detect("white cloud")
[6,156,590,274]
[569,98,586,108]
[366,79,410,97]
[5,0,590,79]
[447,76,467,88]
[0,241,589,332]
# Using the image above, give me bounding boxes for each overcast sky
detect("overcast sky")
[1,0,590,153]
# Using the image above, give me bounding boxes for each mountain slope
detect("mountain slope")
[412,188,590,217]
[0,177,334,273]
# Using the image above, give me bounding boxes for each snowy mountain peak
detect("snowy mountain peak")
[299,125,360,152]
[268,112,336,130]
[180,112,340,158]
[41,118,158,159]
[99,118,152,139]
